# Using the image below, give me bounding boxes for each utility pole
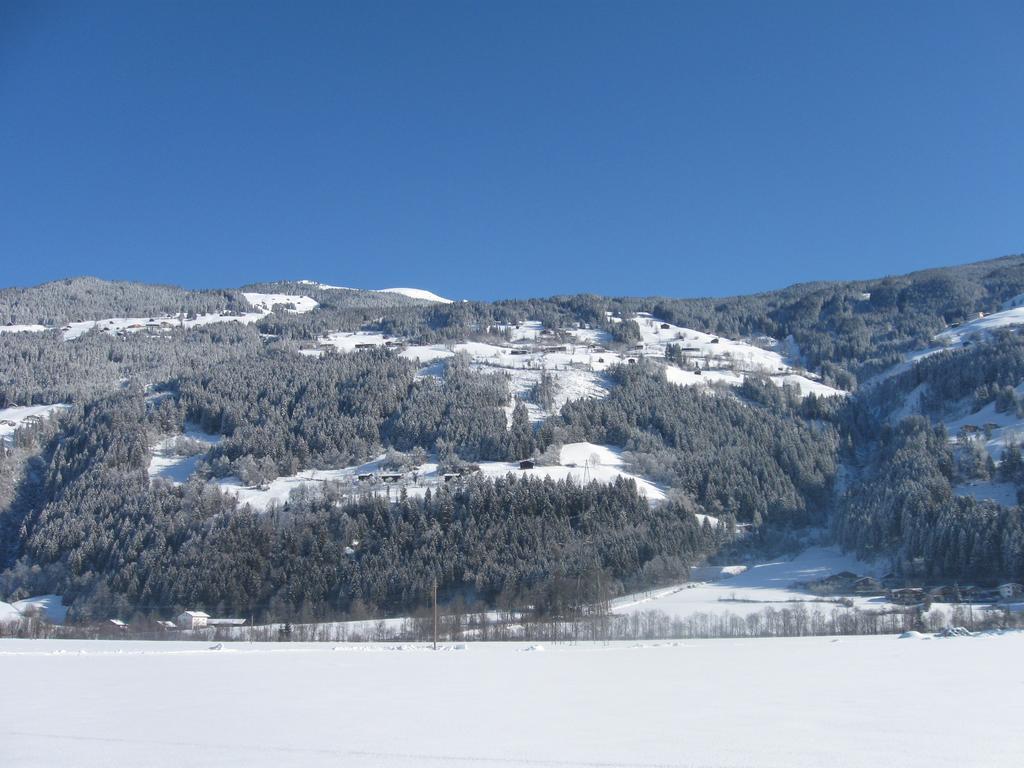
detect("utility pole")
[432,579,438,651]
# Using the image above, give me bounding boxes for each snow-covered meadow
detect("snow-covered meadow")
[204,441,666,511]
[1,633,1020,767]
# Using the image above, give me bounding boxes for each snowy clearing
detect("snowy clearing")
[378,287,452,303]
[147,426,223,484]
[0,634,1020,767]
[0,323,47,334]
[870,307,1024,386]
[298,280,453,303]
[954,480,1019,507]
[61,311,267,340]
[241,292,319,313]
[215,442,665,511]
[612,546,888,618]
[0,404,70,445]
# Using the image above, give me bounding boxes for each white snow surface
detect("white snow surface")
[378,287,452,303]
[0,594,67,624]
[0,404,70,445]
[61,311,267,340]
[217,442,665,511]
[1,634,1021,767]
[935,306,1024,344]
[0,324,47,334]
[241,292,319,314]
[299,280,453,303]
[612,546,888,618]
[872,306,1024,387]
[954,480,1019,507]
[147,426,222,484]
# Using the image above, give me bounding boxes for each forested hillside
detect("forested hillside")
[2,254,1024,622]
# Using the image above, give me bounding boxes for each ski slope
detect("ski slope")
[1,634,1020,768]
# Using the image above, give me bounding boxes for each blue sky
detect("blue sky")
[1,1,1021,301]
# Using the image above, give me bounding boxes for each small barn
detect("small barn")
[519,460,535,470]
[175,610,210,630]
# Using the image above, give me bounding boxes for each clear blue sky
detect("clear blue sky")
[1,1,1021,301]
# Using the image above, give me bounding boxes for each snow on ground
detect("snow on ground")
[954,480,1019,507]
[298,280,453,303]
[1,634,1021,768]
[216,442,665,511]
[147,426,223,484]
[0,600,20,623]
[1,594,67,624]
[0,404,70,445]
[241,292,319,313]
[943,387,1024,460]
[0,323,47,334]
[378,287,452,303]
[663,365,745,388]
[871,307,1024,387]
[936,306,1024,344]
[478,442,666,501]
[306,313,841,421]
[312,330,390,352]
[927,388,1024,505]
[61,311,267,340]
[612,546,887,618]
[631,314,844,398]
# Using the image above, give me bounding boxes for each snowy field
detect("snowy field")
[206,441,666,511]
[241,292,319,313]
[1,634,1020,767]
[612,546,892,618]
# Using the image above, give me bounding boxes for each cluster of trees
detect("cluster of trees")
[0,276,244,326]
[866,329,1024,420]
[0,390,723,622]
[177,348,523,482]
[0,323,265,406]
[551,364,839,526]
[833,418,1024,581]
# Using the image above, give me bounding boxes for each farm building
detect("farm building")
[888,588,926,605]
[853,577,883,595]
[519,460,535,470]
[175,610,210,630]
